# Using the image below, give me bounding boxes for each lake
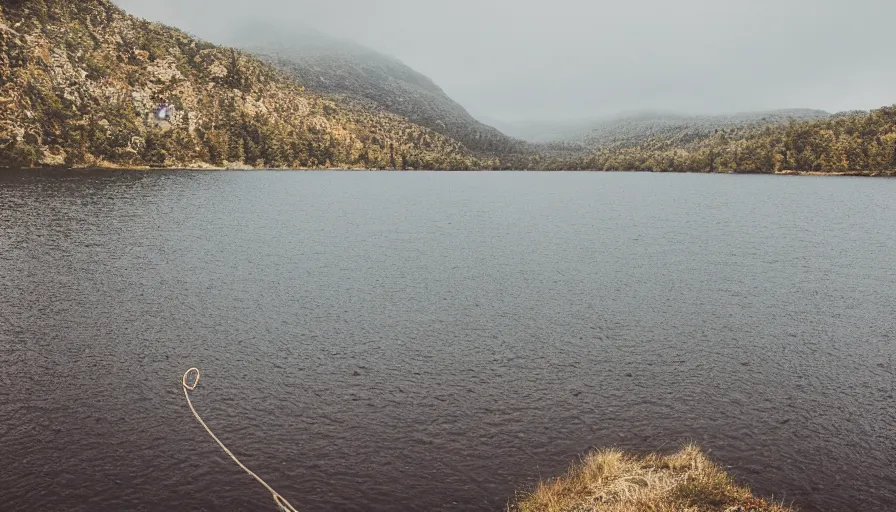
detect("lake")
[1,170,894,511]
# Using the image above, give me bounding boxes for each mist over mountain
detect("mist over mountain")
[114,0,896,124]
[481,117,600,144]
[222,23,526,156]
[581,109,833,148]
[490,110,833,145]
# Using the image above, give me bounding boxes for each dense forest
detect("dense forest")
[535,107,896,174]
[0,0,492,169]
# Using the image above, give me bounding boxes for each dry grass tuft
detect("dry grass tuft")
[509,443,795,512]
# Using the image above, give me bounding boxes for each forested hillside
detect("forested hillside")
[489,109,830,145]
[229,25,529,158]
[580,109,831,148]
[537,107,896,174]
[0,0,489,169]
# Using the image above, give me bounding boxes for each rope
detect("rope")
[182,368,299,512]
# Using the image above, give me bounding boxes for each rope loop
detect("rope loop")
[182,368,298,512]
[183,367,200,391]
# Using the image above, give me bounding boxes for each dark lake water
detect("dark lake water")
[1,170,895,511]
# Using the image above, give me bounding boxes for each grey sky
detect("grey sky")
[114,0,896,123]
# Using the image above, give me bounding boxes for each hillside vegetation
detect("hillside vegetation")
[579,110,830,148]
[0,0,893,174]
[230,25,529,158]
[511,444,794,512]
[537,107,896,174]
[493,110,831,146]
[0,0,488,169]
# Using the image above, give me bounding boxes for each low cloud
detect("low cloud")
[114,0,896,122]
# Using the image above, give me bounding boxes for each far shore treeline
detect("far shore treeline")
[540,107,896,174]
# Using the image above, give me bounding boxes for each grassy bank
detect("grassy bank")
[510,444,794,512]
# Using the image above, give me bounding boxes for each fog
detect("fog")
[114,0,896,123]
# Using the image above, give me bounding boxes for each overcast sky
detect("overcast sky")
[114,0,896,123]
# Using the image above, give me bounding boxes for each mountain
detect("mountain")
[225,24,528,158]
[490,109,832,145]
[1,1,890,174]
[539,106,896,174]
[580,109,832,148]
[481,117,605,144]
[0,0,490,169]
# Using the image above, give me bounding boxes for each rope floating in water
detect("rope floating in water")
[182,368,299,512]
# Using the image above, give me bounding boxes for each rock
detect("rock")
[129,136,145,152]
[147,56,185,83]
[132,49,149,62]
[38,145,66,166]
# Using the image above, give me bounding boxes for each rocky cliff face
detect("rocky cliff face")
[0,0,489,169]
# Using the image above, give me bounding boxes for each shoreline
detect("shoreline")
[773,169,892,177]
[2,165,893,176]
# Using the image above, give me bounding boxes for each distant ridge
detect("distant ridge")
[536,105,896,174]
[226,23,528,157]
[491,109,831,145]
[581,109,832,148]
